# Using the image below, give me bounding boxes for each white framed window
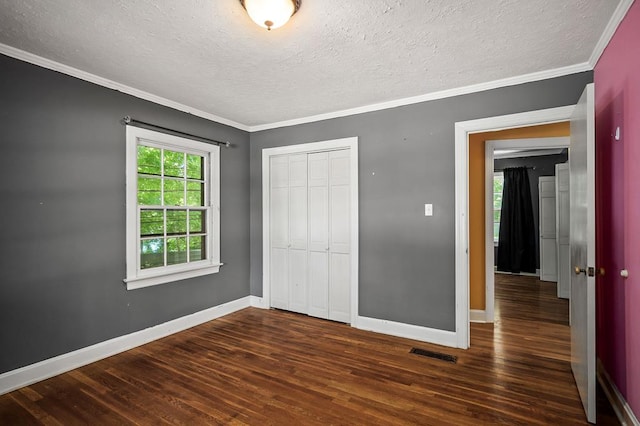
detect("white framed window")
[124,126,221,290]
[493,171,504,244]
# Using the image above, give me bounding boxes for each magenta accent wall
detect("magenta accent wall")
[595,0,640,417]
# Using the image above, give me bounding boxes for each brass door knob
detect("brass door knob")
[574,266,586,275]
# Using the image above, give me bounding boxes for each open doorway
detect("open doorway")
[455,87,599,423]
[453,105,574,348]
[483,135,570,323]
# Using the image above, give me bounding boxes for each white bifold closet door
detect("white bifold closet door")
[270,149,351,323]
[270,154,308,314]
[307,152,330,318]
[307,150,351,322]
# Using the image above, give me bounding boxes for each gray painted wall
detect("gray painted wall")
[0,50,593,374]
[249,73,593,332]
[494,153,569,269]
[0,55,250,373]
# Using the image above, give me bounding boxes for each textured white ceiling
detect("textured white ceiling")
[0,0,621,128]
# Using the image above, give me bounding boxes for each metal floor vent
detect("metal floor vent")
[410,347,457,363]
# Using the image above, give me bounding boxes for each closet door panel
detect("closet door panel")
[271,156,289,188]
[270,155,291,311]
[330,185,350,254]
[307,251,329,319]
[271,247,288,310]
[330,150,350,254]
[539,176,557,282]
[289,186,307,250]
[328,149,351,322]
[556,163,571,299]
[307,152,329,318]
[541,237,558,278]
[329,253,350,323]
[289,248,307,314]
[558,244,571,299]
[286,154,308,312]
[309,186,329,251]
[330,150,350,185]
[558,191,571,243]
[289,154,307,186]
[308,152,329,187]
[271,187,289,248]
[289,154,307,250]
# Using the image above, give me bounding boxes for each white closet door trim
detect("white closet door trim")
[262,137,359,326]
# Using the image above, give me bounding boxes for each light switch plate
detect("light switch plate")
[424,204,433,216]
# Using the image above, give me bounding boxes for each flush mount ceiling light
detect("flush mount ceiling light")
[240,0,301,31]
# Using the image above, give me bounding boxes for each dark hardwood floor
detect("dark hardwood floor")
[0,274,619,425]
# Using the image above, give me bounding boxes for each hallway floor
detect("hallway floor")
[483,273,619,425]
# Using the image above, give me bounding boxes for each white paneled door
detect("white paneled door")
[270,155,289,310]
[308,152,330,319]
[328,150,351,322]
[269,149,351,323]
[556,163,570,299]
[288,154,308,314]
[570,84,596,424]
[539,176,558,282]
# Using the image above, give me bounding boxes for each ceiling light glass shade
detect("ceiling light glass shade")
[241,0,299,30]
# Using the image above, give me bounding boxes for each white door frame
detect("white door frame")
[454,106,574,348]
[262,137,359,325]
[484,137,569,323]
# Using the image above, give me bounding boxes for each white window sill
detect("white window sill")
[124,263,223,290]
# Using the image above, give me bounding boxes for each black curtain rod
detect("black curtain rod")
[123,116,231,148]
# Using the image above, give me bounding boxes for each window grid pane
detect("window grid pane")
[163,178,184,206]
[137,146,161,175]
[187,154,204,180]
[140,238,164,269]
[163,150,185,178]
[137,143,209,270]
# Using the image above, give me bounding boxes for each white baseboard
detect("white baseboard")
[597,358,640,426]
[250,296,268,309]
[356,316,458,348]
[470,309,487,323]
[0,296,251,396]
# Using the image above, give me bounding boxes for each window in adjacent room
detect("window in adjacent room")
[124,126,220,290]
[493,171,504,244]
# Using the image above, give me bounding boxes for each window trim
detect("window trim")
[124,126,221,290]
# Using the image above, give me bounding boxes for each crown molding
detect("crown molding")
[6,14,631,136]
[248,62,591,132]
[588,0,635,68]
[0,43,250,132]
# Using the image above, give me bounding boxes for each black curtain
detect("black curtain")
[496,167,537,273]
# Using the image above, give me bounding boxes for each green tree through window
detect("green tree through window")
[137,145,207,269]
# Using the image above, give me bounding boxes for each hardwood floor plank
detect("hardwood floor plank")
[0,394,41,425]
[0,274,620,424]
